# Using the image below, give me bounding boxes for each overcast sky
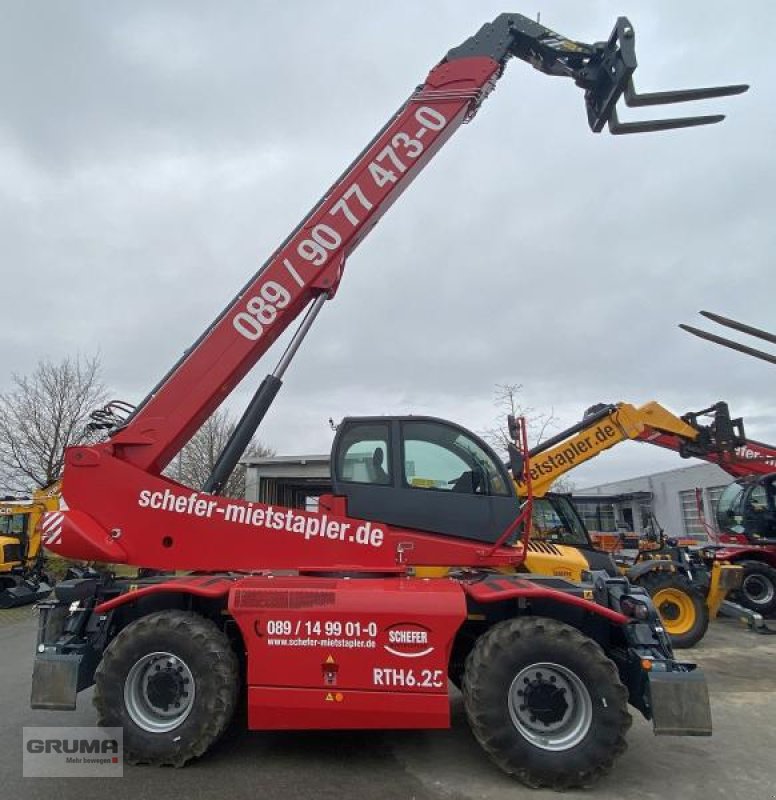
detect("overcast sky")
[2,1,774,489]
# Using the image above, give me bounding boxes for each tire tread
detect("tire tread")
[462,617,631,790]
[94,610,239,767]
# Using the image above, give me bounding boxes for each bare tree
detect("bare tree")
[551,475,577,494]
[480,383,558,456]
[166,409,274,498]
[0,354,107,493]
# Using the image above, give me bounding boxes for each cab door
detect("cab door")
[332,416,520,544]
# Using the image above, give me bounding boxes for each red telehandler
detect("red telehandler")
[30,13,747,789]
[666,312,776,616]
[638,404,776,616]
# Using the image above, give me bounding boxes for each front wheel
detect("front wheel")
[462,617,631,789]
[94,610,239,766]
[735,561,776,615]
[637,571,709,649]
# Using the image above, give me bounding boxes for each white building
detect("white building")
[574,462,733,542]
[244,454,331,511]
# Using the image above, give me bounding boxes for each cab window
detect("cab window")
[717,481,744,525]
[0,513,27,536]
[401,420,509,496]
[747,484,768,512]
[335,423,391,485]
[531,498,589,546]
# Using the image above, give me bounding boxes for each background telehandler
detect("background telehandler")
[515,401,746,647]
[417,400,744,647]
[677,312,776,616]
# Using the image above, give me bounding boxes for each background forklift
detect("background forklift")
[511,401,747,647]
[713,474,776,623]
[524,492,734,648]
[0,485,58,608]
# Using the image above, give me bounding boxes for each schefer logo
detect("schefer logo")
[382,623,433,658]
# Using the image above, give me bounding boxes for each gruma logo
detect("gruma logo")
[23,727,123,778]
[382,622,434,658]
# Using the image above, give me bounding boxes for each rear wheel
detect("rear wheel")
[94,610,239,766]
[462,617,631,789]
[637,571,709,648]
[736,561,776,615]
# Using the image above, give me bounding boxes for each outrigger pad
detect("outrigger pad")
[30,653,80,711]
[648,668,712,736]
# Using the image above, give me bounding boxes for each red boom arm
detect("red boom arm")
[637,430,776,477]
[109,57,501,475]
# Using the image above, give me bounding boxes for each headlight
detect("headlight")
[620,595,651,620]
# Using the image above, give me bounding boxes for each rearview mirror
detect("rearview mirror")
[507,414,519,441]
[508,443,524,480]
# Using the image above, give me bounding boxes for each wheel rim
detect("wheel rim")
[652,587,695,636]
[742,573,775,607]
[507,662,593,751]
[124,651,196,733]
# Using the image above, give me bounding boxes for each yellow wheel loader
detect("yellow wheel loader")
[0,484,59,608]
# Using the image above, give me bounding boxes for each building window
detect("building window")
[578,503,616,533]
[679,489,706,539]
[639,503,654,533]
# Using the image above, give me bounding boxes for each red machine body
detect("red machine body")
[233,576,464,730]
[29,13,747,782]
[49,455,527,571]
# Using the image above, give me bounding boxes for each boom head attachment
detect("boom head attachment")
[447,13,748,134]
[581,17,748,135]
[680,402,746,458]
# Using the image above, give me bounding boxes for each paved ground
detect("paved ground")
[2,610,775,799]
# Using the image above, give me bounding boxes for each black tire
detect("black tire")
[94,610,239,766]
[735,561,776,615]
[462,617,631,790]
[637,571,709,649]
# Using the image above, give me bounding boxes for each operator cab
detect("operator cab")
[717,475,776,544]
[531,495,591,548]
[533,494,619,576]
[331,416,520,543]
[0,511,28,568]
